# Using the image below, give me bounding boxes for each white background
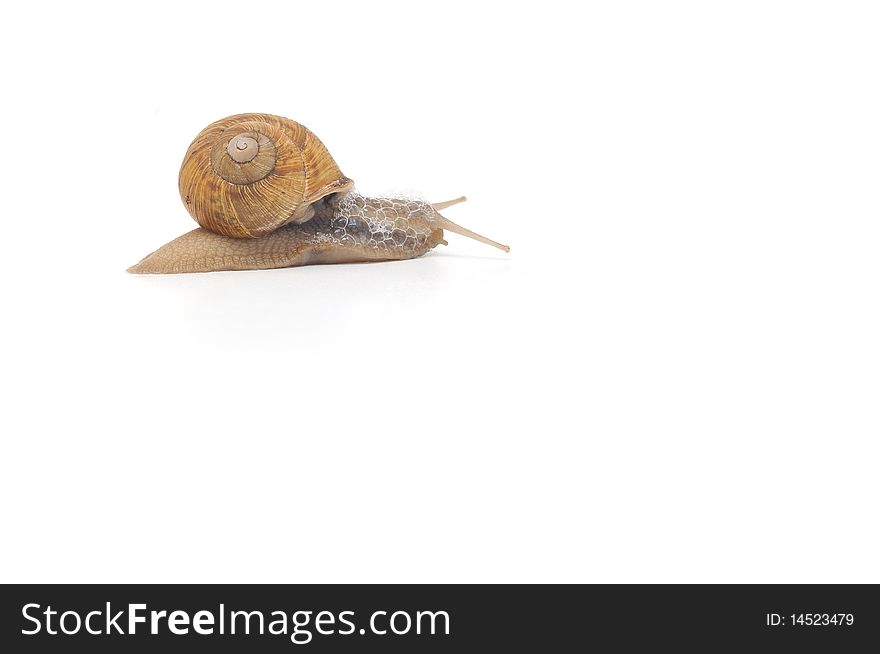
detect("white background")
[1,1,878,583]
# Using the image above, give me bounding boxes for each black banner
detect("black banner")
[1,584,877,651]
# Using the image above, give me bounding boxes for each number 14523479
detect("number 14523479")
[766,613,854,627]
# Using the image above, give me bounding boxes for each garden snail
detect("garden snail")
[128,113,509,274]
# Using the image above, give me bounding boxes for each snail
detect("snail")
[128,113,509,274]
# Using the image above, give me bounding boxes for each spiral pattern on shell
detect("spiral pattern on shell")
[178,113,353,238]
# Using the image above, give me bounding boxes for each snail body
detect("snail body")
[129,114,508,274]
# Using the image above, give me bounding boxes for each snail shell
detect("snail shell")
[178,113,353,238]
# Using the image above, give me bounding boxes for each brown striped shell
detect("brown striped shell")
[178,114,354,238]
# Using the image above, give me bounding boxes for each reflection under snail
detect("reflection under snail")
[128,114,509,274]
